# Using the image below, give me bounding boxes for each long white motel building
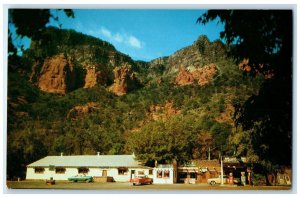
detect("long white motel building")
[27,153,259,185]
[26,153,176,184]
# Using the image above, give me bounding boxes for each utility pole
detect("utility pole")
[220,155,224,186]
[208,147,211,161]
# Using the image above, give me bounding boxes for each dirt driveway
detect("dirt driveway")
[6,181,292,192]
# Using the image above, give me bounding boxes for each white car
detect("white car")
[207,175,228,185]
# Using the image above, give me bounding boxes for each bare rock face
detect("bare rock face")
[37,54,75,94]
[175,64,218,86]
[109,65,139,96]
[194,63,218,86]
[67,102,98,120]
[175,67,195,86]
[84,65,105,88]
[150,36,225,75]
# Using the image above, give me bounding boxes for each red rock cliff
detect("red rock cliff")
[109,65,139,96]
[37,54,75,94]
[175,64,218,86]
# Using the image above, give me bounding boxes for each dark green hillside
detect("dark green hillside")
[24,26,116,60]
[7,28,262,179]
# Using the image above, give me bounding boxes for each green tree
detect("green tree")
[126,115,215,164]
[8,9,74,55]
[198,10,292,167]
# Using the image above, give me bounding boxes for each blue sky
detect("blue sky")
[13,9,225,61]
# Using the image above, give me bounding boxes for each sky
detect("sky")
[13,9,225,61]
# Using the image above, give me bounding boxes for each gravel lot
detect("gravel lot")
[6,181,292,192]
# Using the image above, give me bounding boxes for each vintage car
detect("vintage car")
[68,175,93,183]
[207,175,241,185]
[131,175,153,186]
[207,175,228,185]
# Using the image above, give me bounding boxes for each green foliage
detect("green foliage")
[9,9,74,56]
[6,23,264,179]
[195,35,226,65]
[24,27,116,59]
[126,116,200,163]
[252,173,266,186]
[199,10,292,167]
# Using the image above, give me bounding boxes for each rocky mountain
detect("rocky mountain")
[25,27,138,95]
[175,64,218,86]
[23,29,228,96]
[109,64,140,96]
[150,35,226,74]
[7,27,262,179]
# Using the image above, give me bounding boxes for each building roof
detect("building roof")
[195,159,220,168]
[27,154,145,168]
[179,159,220,168]
[178,160,221,172]
[223,157,247,164]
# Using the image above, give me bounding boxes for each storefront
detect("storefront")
[153,164,176,184]
[178,160,221,184]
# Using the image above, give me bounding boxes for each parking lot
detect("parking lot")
[6,181,292,192]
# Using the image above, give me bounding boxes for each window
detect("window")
[149,169,153,175]
[118,167,128,175]
[55,167,66,174]
[157,170,162,178]
[163,170,170,178]
[179,172,187,179]
[138,171,144,175]
[78,167,89,174]
[34,167,45,174]
[190,172,196,178]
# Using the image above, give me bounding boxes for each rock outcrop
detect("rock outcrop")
[109,64,139,96]
[175,67,195,86]
[27,27,138,94]
[150,35,226,75]
[67,102,98,120]
[84,65,105,88]
[37,54,75,94]
[175,64,218,86]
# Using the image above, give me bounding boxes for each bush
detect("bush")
[252,173,266,186]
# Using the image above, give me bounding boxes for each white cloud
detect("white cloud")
[100,27,112,38]
[113,33,123,43]
[99,26,142,49]
[128,36,142,49]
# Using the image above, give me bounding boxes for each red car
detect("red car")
[132,175,153,186]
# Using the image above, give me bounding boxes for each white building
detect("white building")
[26,153,153,182]
[153,164,177,184]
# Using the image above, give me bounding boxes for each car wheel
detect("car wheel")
[150,181,153,184]
[86,179,90,183]
[210,181,216,185]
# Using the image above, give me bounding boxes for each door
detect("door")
[130,170,135,181]
[102,170,107,177]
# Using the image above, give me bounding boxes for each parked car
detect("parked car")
[132,175,153,185]
[68,175,93,183]
[207,175,228,185]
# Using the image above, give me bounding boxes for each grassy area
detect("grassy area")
[6,181,292,191]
